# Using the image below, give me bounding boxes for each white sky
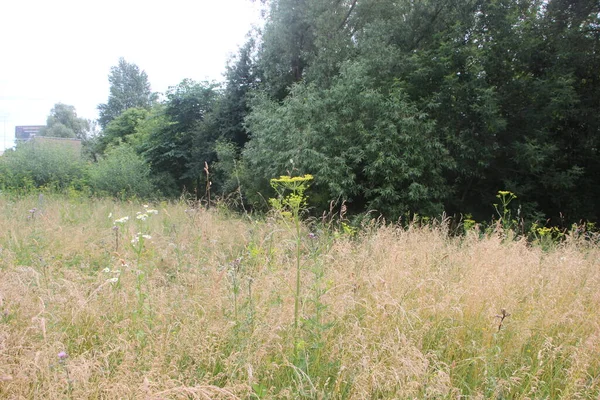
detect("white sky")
[0,0,262,150]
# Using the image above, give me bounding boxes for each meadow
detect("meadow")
[0,194,599,399]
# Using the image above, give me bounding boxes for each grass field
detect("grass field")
[0,195,599,399]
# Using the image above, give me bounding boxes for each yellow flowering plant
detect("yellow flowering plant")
[493,190,518,233]
[269,174,313,331]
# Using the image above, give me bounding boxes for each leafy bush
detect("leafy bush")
[87,144,155,198]
[243,62,451,218]
[0,140,85,191]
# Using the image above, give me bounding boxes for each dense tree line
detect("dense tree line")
[235,0,599,223]
[3,0,598,224]
[236,0,599,223]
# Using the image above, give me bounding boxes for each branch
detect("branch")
[411,1,449,50]
[339,0,358,31]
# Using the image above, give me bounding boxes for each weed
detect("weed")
[269,174,313,331]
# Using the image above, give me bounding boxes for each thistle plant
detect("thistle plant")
[270,174,313,331]
[28,207,37,221]
[56,351,73,397]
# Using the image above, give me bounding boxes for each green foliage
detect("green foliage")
[257,0,318,100]
[234,0,600,223]
[217,37,260,148]
[40,103,90,139]
[143,79,220,194]
[244,61,451,219]
[212,141,242,196]
[493,190,519,232]
[269,174,313,331]
[93,107,150,156]
[11,0,596,224]
[0,140,85,191]
[97,58,157,129]
[87,144,155,199]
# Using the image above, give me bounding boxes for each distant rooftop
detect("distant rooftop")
[15,125,45,141]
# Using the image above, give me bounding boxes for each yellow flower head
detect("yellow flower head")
[271,174,314,184]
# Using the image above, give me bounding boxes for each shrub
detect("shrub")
[87,144,155,198]
[0,140,85,191]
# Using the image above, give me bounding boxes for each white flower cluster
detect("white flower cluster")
[113,206,158,225]
[114,216,129,224]
[102,267,121,284]
[142,204,159,214]
[131,232,152,244]
[136,212,148,221]
[136,205,158,221]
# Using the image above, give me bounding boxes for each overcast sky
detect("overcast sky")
[0,0,262,150]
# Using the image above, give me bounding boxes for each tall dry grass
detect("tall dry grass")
[0,194,598,399]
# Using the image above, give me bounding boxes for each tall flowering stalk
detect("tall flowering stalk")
[270,174,313,331]
[494,190,517,232]
[113,216,129,252]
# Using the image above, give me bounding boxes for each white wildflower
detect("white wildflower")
[142,234,152,240]
[108,212,112,219]
[114,216,129,224]
[102,267,110,273]
[143,204,149,208]
[147,209,158,215]
[107,277,119,284]
[136,214,148,221]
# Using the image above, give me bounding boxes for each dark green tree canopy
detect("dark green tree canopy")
[236,0,600,222]
[143,79,220,193]
[217,37,260,148]
[97,58,157,129]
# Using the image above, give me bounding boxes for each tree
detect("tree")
[40,103,90,139]
[242,0,457,216]
[225,0,600,221]
[94,107,150,155]
[256,0,318,100]
[97,58,157,129]
[217,37,260,148]
[143,79,220,193]
[244,61,452,218]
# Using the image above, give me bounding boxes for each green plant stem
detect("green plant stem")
[233,267,239,326]
[294,214,301,331]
